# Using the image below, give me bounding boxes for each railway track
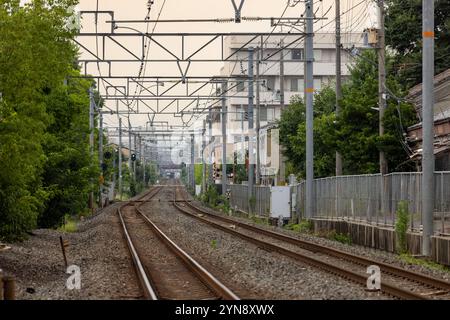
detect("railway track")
[173,186,450,300]
[118,186,239,300]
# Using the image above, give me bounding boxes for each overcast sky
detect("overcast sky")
[74,0,377,133]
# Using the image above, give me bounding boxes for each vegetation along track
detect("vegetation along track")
[173,186,450,300]
[118,186,240,300]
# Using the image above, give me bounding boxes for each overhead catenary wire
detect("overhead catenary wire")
[106,0,366,132]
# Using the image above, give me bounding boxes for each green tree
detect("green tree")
[278,51,417,179]
[338,51,417,174]
[385,0,450,87]
[0,0,78,240]
[39,75,98,228]
[278,87,338,178]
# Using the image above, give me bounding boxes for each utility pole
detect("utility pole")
[378,0,387,175]
[208,108,213,187]
[138,135,142,184]
[279,37,286,185]
[241,104,245,165]
[202,119,207,193]
[113,146,117,199]
[119,118,123,201]
[142,141,146,187]
[99,111,104,208]
[221,81,228,196]
[89,88,95,210]
[422,0,434,256]
[133,134,137,179]
[190,133,195,193]
[377,0,388,222]
[335,0,343,176]
[128,118,132,182]
[255,48,261,185]
[305,0,314,219]
[248,47,255,209]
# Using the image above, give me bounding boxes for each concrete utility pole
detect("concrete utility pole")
[378,0,388,176]
[377,0,388,222]
[241,104,245,165]
[89,88,95,210]
[190,133,195,193]
[255,48,261,185]
[279,37,286,185]
[133,134,137,179]
[208,108,213,187]
[305,0,314,219]
[113,146,117,199]
[202,119,207,193]
[422,0,435,256]
[119,117,123,201]
[99,111,104,207]
[335,0,343,176]
[128,118,132,181]
[221,81,228,196]
[248,47,255,207]
[142,141,146,187]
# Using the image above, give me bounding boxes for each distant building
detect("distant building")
[407,69,450,171]
[210,33,366,184]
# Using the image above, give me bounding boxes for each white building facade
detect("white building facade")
[211,33,366,184]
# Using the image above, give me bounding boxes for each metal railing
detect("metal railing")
[227,172,450,234]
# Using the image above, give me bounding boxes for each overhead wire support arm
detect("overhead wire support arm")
[231,0,245,22]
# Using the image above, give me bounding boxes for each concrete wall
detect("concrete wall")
[311,218,450,266]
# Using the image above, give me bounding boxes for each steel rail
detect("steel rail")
[180,195,450,293]
[119,186,239,300]
[135,205,239,300]
[173,187,428,300]
[117,187,162,300]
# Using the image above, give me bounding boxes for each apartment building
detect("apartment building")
[210,33,366,184]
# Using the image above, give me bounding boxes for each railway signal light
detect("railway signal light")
[131,153,136,161]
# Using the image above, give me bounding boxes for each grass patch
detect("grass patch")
[321,230,352,245]
[284,220,313,234]
[399,254,450,273]
[250,215,269,226]
[58,215,78,233]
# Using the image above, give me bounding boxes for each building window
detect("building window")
[264,78,275,91]
[290,78,299,92]
[236,106,248,121]
[291,48,303,60]
[236,80,245,92]
[259,106,267,122]
[267,107,275,122]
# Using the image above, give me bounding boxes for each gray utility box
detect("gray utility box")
[270,186,291,219]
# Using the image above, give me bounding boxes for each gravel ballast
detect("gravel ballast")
[0,203,141,300]
[3,185,444,300]
[141,187,390,300]
[192,199,450,283]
